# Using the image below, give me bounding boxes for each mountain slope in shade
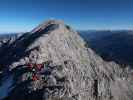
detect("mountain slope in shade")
[0,20,133,100]
[80,31,133,66]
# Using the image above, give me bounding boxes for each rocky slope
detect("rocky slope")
[0,20,133,100]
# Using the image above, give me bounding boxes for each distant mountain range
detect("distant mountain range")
[79,30,133,66]
[0,34,17,39]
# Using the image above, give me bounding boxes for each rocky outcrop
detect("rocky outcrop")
[0,20,133,100]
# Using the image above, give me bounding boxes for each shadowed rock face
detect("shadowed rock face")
[1,20,133,100]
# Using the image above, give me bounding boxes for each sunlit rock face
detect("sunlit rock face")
[1,20,133,100]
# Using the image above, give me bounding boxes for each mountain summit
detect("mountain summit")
[0,20,133,100]
[31,20,65,33]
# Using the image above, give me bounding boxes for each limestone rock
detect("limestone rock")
[1,20,133,100]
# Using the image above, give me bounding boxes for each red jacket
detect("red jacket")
[32,75,39,81]
[27,63,33,69]
[36,64,43,70]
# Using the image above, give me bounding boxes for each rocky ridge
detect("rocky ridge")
[0,20,133,100]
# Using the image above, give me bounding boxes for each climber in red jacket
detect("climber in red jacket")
[36,64,43,71]
[27,63,33,69]
[32,74,39,81]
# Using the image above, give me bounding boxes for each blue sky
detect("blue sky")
[0,0,133,33]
